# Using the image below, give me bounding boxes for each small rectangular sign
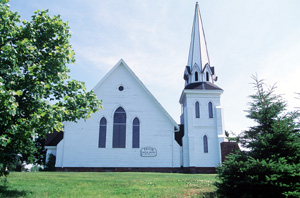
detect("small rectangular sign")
[140,147,157,157]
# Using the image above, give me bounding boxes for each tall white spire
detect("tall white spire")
[187,2,210,70]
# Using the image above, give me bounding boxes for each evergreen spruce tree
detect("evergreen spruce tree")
[215,76,300,198]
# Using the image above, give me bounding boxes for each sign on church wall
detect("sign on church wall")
[140,147,157,157]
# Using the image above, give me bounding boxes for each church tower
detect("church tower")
[179,2,225,170]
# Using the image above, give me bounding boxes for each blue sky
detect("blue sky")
[9,0,300,135]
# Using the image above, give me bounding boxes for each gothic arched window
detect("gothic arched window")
[113,107,126,148]
[132,118,140,148]
[208,102,213,118]
[195,72,199,81]
[206,72,209,81]
[203,135,208,153]
[98,117,107,148]
[195,102,200,118]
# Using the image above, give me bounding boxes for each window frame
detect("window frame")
[195,101,200,118]
[203,135,208,153]
[208,102,213,118]
[195,71,199,81]
[132,117,140,148]
[206,72,209,81]
[113,107,126,148]
[98,117,107,148]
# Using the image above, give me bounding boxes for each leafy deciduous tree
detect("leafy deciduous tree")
[0,0,102,176]
[33,135,47,166]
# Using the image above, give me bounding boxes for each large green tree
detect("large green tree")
[0,0,102,176]
[216,76,300,197]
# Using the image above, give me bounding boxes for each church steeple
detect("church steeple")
[187,2,209,70]
[184,2,217,86]
[179,2,225,170]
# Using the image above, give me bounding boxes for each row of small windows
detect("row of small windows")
[98,107,140,148]
[195,102,213,118]
[99,107,208,153]
[193,72,210,82]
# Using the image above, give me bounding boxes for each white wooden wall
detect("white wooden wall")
[181,91,225,167]
[56,62,181,168]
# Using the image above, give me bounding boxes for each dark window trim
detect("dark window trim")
[113,107,126,148]
[195,71,198,81]
[195,101,200,118]
[208,102,213,118]
[132,117,140,148]
[98,117,107,148]
[203,135,208,153]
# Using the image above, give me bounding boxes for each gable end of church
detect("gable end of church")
[46,2,227,173]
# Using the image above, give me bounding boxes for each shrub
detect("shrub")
[44,154,56,171]
[30,165,42,172]
[215,76,300,197]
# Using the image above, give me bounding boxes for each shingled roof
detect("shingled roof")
[45,130,63,146]
[185,82,223,91]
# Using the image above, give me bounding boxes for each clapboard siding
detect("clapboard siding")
[180,91,224,168]
[56,60,180,168]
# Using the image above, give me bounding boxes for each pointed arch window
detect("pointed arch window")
[208,102,213,118]
[98,117,107,148]
[195,102,200,118]
[132,118,140,148]
[206,72,209,81]
[113,107,126,148]
[195,72,199,81]
[203,135,208,153]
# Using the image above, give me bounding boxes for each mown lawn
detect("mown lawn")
[0,172,217,197]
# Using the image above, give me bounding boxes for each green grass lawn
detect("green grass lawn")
[0,172,217,197]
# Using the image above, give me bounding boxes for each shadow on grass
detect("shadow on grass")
[202,192,218,198]
[0,185,27,197]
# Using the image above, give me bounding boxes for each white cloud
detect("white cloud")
[9,0,300,131]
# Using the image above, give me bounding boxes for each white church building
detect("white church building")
[46,2,227,173]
